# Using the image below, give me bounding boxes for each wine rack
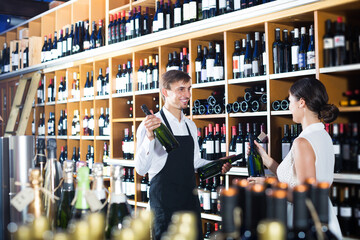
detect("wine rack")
[1,0,360,238]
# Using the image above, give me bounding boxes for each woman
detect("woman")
[249,77,342,239]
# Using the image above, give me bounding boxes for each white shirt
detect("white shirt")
[277,122,342,240]
[135,107,210,180]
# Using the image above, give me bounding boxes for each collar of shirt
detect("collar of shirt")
[161,107,190,136]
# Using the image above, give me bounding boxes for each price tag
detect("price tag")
[85,190,103,212]
[257,131,268,143]
[10,188,34,212]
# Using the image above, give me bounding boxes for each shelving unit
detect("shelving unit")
[1,0,360,238]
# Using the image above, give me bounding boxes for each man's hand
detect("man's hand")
[144,110,162,141]
[221,162,232,174]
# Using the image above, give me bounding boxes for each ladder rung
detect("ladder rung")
[16,104,24,109]
[5,131,16,134]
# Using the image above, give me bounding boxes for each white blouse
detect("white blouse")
[277,122,342,239]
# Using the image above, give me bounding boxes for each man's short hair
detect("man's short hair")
[160,70,191,100]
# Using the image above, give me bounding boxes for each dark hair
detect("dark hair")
[289,77,338,123]
[160,70,191,100]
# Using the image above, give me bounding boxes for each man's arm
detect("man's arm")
[134,121,155,176]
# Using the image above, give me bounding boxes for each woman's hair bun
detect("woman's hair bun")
[319,104,339,123]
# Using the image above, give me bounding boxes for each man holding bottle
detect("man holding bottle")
[135,70,232,240]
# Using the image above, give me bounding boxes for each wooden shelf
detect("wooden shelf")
[136,201,149,208]
[57,136,68,139]
[201,213,222,221]
[228,76,267,85]
[334,173,360,184]
[68,98,80,103]
[128,200,136,206]
[105,158,135,167]
[270,110,291,116]
[112,92,133,98]
[82,136,94,140]
[135,89,159,95]
[229,111,268,117]
[192,81,225,89]
[132,0,156,8]
[95,95,110,100]
[46,135,56,139]
[57,100,67,104]
[81,97,94,102]
[46,102,56,106]
[338,106,360,113]
[320,63,360,74]
[135,117,146,122]
[36,103,45,107]
[37,136,45,139]
[269,69,316,80]
[69,136,80,140]
[192,114,226,119]
[113,118,134,123]
[96,136,110,140]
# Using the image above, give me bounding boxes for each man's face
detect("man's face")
[164,80,191,110]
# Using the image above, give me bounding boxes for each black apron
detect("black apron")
[149,109,203,240]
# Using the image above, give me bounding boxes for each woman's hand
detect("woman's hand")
[221,162,232,174]
[247,176,266,185]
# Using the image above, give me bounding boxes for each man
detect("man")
[135,70,231,240]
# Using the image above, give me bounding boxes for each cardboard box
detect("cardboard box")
[19,28,29,40]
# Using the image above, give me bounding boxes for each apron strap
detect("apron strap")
[160,108,192,136]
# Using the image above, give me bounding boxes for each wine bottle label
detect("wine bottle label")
[354,208,360,218]
[85,191,103,212]
[147,72,153,84]
[233,56,240,73]
[57,42,62,56]
[211,191,217,200]
[333,206,338,216]
[153,19,158,32]
[99,118,105,127]
[116,77,121,91]
[342,144,350,160]
[147,184,150,198]
[239,55,245,72]
[201,69,207,81]
[130,182,136,195]
[298,53,306,68]
[166,14,171,29]
[215,140,220,153]
[209,0,216,8]
[48,88,52,100]
[214,66,223,80]
[62,40,67,53]
[189,1,197,19]
[195,61,202,72]
[206,59,215,77]
[158,13,164,29]
[83,119,88,128]
[245,141,250,159]
[262,52,267,66]
[135,18,139,31]
[122,77,127,91]
[252,60,259,74]
[333,144,340,155]
[244,64,252,77]
[141,183,147,191]
[126,23,131,36]
[340,207,352,217]
[221,143,226,153]
[89,119,94,130]
[206,140,214,154]
[323,38,334,49]
[236,143,243,155]
[153,69,159,85]
[358,154,360,169]
[76,123,80,132]
[4,65,9,72]
[41,52,45,62]
[130,20,135,32]
[198,189,204,207]
[13,53,19,66]
[334,36,345,47]
[203,191,211,210]
[97,80,102,94]
[219,0,226,9]
[202,0,209,10]
[307,51,315,64]
[291,46,299,64]
[126,182,131,196]
[23,52,27,65]
[174,8,181,25]
[234,0,240,9]
[183,4,190,22]
[10,187,35,212]
[122,181,127,195]
[67,38,72,51]
[281,143,291,160]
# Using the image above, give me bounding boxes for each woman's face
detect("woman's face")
[288,93,303,123]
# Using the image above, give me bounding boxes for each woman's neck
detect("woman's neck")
[301,110,321,130]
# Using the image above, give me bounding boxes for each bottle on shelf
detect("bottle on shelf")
[47,112,55,136]
[244,34,253,78]
[83,109,89,136]
[56,161,75,230]
[307,25,315,69]
[273,28,284,74]
[281,124,291,161]
[334,17,346,66]
[47,78,55,102]
[99,107,106,136]
[291,28,300,71]
[247,134,265,177]
[203,179,211,213]
[97,68,104,96]
[88,108,94,136]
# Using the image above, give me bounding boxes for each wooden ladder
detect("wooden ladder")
[4,71,41,137]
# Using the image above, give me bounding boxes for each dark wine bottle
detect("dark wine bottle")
[247,134,265,177]
[323,19,334,67]
[195,45,202,83]
[332,123,342,173]
[244,34,252,78]
[229,126,237,156]
[197,153,243,180]
[141,104,180,152]
[206,123,215,160]
[105,165,131,239]
[203,179,212,213]
[281,124,291,161]
[334,17,346,66]
[291,28,300,71]
[56,160,75,229]
[283,29,291,73]
[339,186,352,236]
[233,40,241,79]
[273,28,284,74]
[252,32,261,76]
[211,176,219,214]
[307,26,315,69]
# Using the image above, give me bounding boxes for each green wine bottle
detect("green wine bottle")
[197,153,243,180]
[92,163,108,215]
[56,160,75,229]
[71,166,90,220]
[141,104,180,152]
[247,134,265,177]
[105,165,132,239]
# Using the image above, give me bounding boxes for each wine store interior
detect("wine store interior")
[0,0,360,239]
